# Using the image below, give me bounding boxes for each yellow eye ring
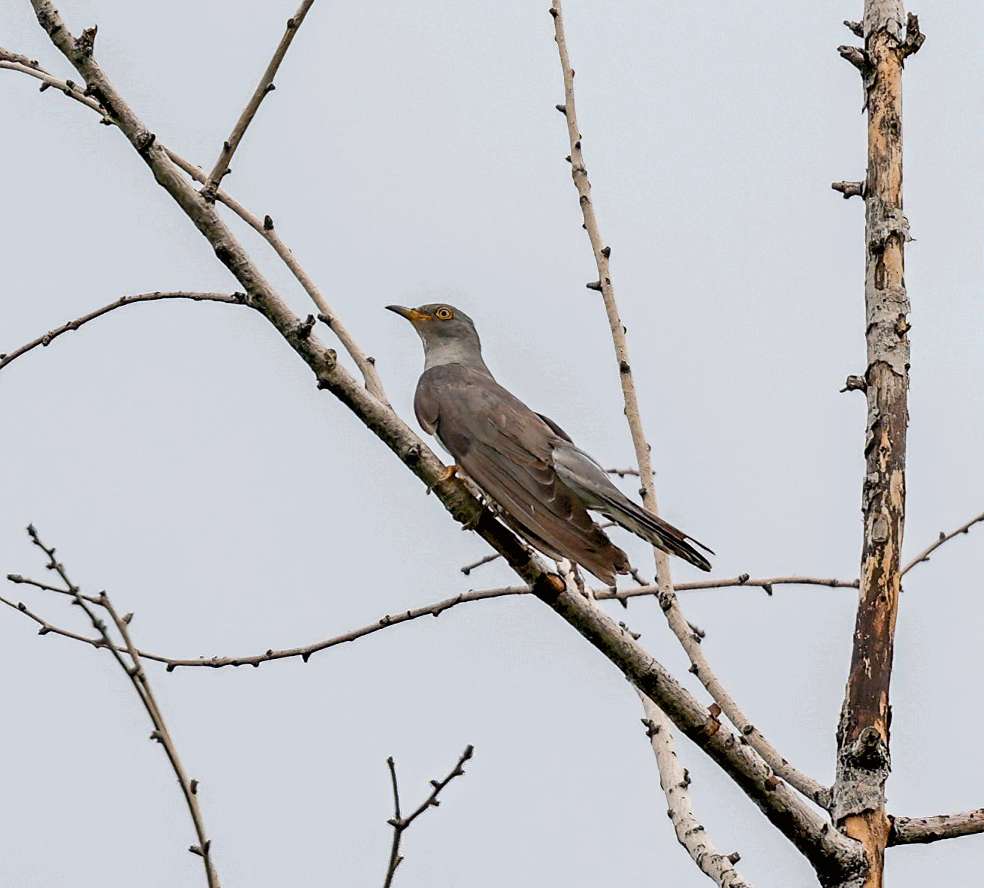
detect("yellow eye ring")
[434,307,454,320]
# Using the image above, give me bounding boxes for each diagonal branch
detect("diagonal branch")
[16,527,220,887]
[0,45,387,402]
[203,1,316,196]
[901,512,984,576]
[382,746,474,887]
[173,155,389,402]
[641,696,752,888]
[547,0,829,811]
[20,6,862,878]
[888,809,984,846]
[0,291,246,371]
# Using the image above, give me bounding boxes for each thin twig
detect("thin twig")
[901,512,984,576]
[459,552,499,576]
[459,522,616,575]
[1,574,863,671]
[14,527,220,888]
[605,467,641,478]
[0,292,245,371]
[548,0,828,809]
[203,1,316,195]
[641,697,752,888]
[0,46,386,402]
[382,746,474,887]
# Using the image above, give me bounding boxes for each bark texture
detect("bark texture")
[23,8,867,878]
[832,4,920,886]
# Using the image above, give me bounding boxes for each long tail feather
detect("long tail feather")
[599,493,713,572]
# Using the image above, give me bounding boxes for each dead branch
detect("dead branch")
[641,698,752,888]
[0,46,387,402]
[901,512,984,575]
[203,1,316,196]
[547,0,829,813]
[13,527,220,887]
[832,5,917,886]
[832,181,865,199]
[888,809,984,846]
[13,4,863,876]
[383,746,473,887]
[459,552,499,576]
[0,574,851,672]
[8,493,977,674]
[606,467,641,478]
[0,292,245,371]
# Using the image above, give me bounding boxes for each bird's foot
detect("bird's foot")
[426,464,459,495]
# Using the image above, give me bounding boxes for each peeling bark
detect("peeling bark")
[22,7,867,879]
[832,5,921,886]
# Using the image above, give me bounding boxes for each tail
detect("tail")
[599,493,713,572]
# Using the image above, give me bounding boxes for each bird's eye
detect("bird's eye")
[434,307,454,320]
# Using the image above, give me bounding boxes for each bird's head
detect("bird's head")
[386,303,483,365]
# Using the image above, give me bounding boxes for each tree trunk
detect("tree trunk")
[832,4,921,886]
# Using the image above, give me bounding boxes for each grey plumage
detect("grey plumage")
[387,303,713,584]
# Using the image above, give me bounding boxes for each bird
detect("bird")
[387,303,713,584]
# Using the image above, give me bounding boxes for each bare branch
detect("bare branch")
[13,527,220,887]
[832,181,865,199]
[838,45,871,73]
[18,7,861,874]
[605,466,641,478]
[889,809,984,846]
[641,698,752,888]
[459,552,500,576]
[1,573,865,671]
[0,291,245,371]
[203,1,316,195]
[547,0,829,812]
[901,512,984,576]
[900,13,926,59]
[0,44,387,402]
[459,522,615,576]
[382,746,474,887]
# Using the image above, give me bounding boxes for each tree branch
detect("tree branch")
[641,697,751,888]
[14,527,220,887]
[832,4,916,886]
[606,466,641,478]
[0,44,387,402]
[0,574,857,671]
[888,809,984,846]
[547,0,829,812]
[203,1,315,196]
[0,291,246,371]
[382,746,474,887]
[17,6,862,878]
[901,512,984,575]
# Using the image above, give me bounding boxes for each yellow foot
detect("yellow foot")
[426,464,459,495]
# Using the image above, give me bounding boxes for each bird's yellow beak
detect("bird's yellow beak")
[386,305,431,324]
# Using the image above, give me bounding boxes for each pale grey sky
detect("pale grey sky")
[2,2,982,886]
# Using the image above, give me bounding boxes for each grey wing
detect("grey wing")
[552,442,714,572]
[418,366,629,584]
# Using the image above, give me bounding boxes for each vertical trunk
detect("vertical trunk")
[832,4,921,887]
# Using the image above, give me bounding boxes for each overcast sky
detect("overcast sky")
[2,2,983,886]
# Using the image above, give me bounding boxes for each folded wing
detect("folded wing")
[415,365,630,584]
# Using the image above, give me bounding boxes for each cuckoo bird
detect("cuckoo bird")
[387,303,713,584]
